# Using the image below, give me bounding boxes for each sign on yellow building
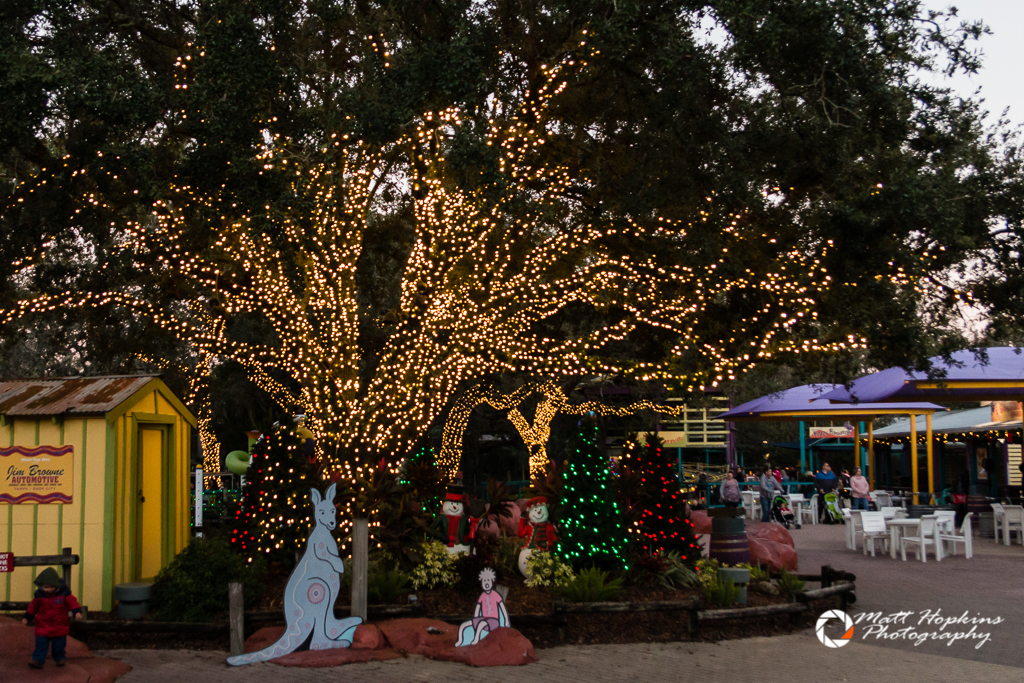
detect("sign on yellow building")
[1,446,75,504]
[0,375,196,611]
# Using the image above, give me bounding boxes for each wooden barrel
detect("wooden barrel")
[708,515,750,565]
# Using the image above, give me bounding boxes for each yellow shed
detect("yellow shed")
[0,375,196,611]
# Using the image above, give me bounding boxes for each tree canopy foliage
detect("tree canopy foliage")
[2,0,1022,465]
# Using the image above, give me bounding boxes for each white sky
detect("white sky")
[921,1,1024,127]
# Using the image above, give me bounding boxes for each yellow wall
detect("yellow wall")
[0,417,107,610]
[1,379,193,612]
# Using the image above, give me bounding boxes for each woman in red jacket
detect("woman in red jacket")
[21,567,83,668]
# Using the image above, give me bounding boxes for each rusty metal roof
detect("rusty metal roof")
[0,375,161,417]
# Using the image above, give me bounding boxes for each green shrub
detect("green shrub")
[702,576,740,607]
[777,567,806,595]
[738,562,770,583]
[410,540,457,590]
[695,558,720,589]
[493,537,522,579]
[524,551,574,588]
[555,566,624,602]
[659,551,698,589]
[150,537,266,622]
[368,568,410,604]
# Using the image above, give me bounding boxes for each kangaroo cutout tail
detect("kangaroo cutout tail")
[226,623,308,666]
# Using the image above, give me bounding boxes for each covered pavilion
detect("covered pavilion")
[820,347,1024,501]
[718,384,945,487]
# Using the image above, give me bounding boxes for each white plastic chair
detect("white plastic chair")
[799,496,818,526]
[939,513,973,559]
[879,506,904,520]
[1002,505,1024,546]
[741,491,757,520]
[990,502,1005,540]
[874,492,893,508]
[901,515,941,562]
[845,510,861,550]
[934,510,957,534]
[860,512,889,557]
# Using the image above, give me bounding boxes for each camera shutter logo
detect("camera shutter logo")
[816,609,854,648]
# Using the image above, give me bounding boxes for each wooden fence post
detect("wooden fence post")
[351,518,369,621]
[687,607,700,639]
[820,565,832,589]
[229,582,244,657]
[61,548,72,588]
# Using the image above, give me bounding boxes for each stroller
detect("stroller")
[771,496,798,529]
[822,492,844,524]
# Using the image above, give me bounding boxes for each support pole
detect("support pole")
[853,421,861,481]
[799,421,806,472]
[867,421,875,490]
[194,468,204,537]
[911,418,919,505]
[351,518,369,621]
[926,413,935,503]
[229,582,244,657]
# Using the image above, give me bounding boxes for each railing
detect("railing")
[0,547,80,612]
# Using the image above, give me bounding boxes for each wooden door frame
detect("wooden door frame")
[130,414,176,581]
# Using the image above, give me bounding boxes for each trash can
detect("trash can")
[115,582,153,620]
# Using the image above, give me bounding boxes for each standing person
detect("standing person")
[814,463,839,522]
[759,466,784,522]
[849,467,870,510]
[21,567,83,669]
[720,472,741,508]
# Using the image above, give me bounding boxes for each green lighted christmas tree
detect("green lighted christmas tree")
[231,420,322,562]
[634,432,701,563]
[559,417,627,570]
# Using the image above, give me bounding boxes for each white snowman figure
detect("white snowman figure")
[431,486,472,555]
[517,496,557,576]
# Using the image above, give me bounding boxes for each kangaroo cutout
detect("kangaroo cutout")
[228,483,362,665]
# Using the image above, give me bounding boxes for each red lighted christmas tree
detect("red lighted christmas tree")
[231,421,321,563]
[634,432,701,562]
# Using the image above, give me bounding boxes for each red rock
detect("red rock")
[271,648,402,667]
[442,627,536,667]
[243,626,286,654]
[689,510,712,534]
[0,620,91,660]
[351,624,385,650]
[242,619,536,668]
[0,619,130,683]
[749,522,795,548]
[378,618,457,651]
[748,537,798,572]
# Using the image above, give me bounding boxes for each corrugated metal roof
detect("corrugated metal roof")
[0,375,160,417]
[872,406,1021,438]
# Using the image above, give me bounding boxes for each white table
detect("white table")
[887,518,943,560]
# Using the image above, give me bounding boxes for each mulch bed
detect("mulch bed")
[71,572,837,652]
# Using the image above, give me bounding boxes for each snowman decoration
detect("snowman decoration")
[517,496,558,576]
[431,484,472,555]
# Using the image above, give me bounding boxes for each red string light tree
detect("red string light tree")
[231,418,322,564]
[634,432,700,563]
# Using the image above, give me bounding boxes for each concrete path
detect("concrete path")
[99,632,1023,683]
[92,518,1024,681]
[788,519,1024,668]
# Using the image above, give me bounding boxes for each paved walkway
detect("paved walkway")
[787,518,1024,668]
[94,518,1024,681]
[100,632,1024,683]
